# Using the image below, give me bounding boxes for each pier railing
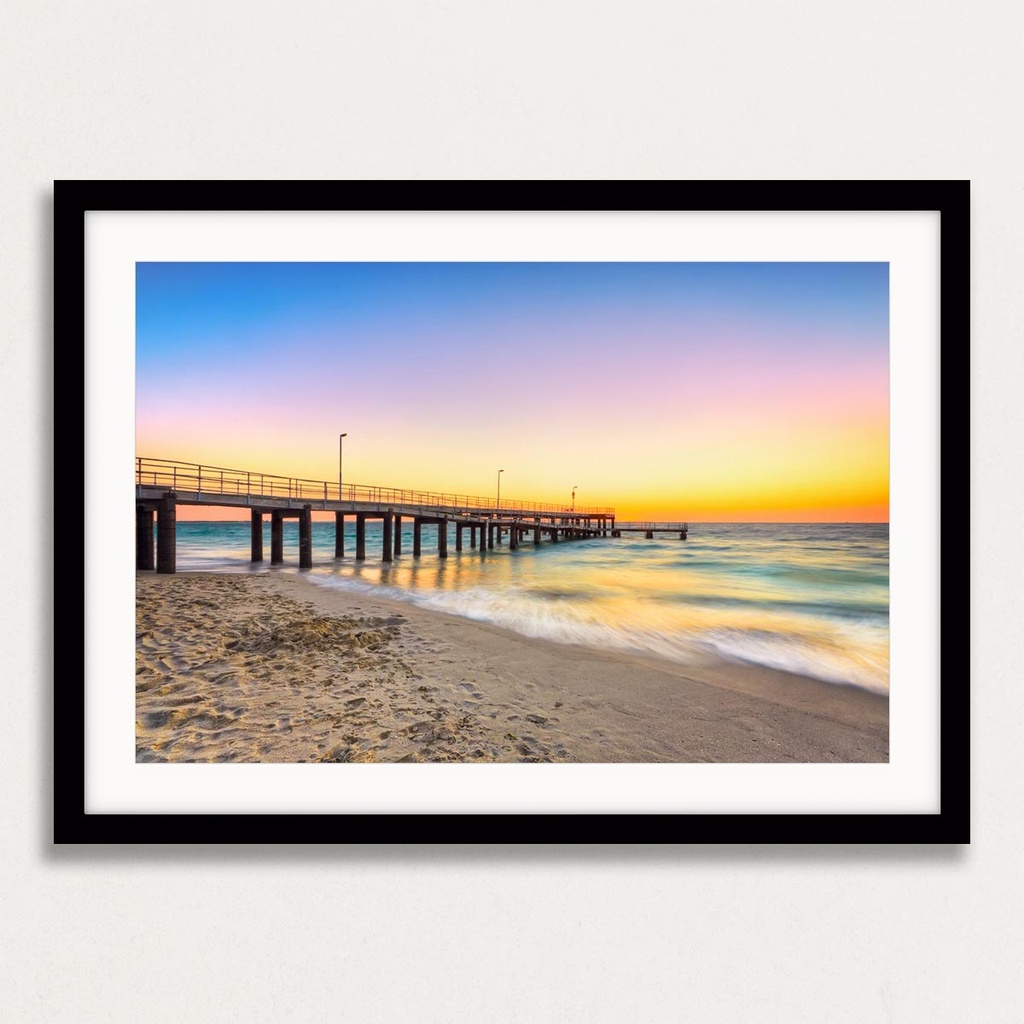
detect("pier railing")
[136,458,615,517]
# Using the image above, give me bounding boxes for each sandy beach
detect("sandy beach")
[135,571,888,763]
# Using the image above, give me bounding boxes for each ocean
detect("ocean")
[169,521,889,694]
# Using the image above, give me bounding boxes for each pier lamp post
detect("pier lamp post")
[338,433,347,500]
[497,468,504,510]
[572,485,577,512]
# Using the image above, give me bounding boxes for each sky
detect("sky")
[136,262,888,522]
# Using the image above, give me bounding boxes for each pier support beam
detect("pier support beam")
[250,510,263,563]
[438,519,448,559]
[487,523,494,549]
[509,524,518,550]
[456,523,463,552]
[382,512,393,562]
[356,514,367,560]
[136,506,155,570]
[271,511,284,564]
[470,526,476,549]
[413,518,422,557]
[534,525,541,544]
[299,505,312,569]
[645,530,654,539]
[156,495,176,574]
[394,515,402,555]
[335,512,345,557]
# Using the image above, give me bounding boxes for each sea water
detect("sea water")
[170,521,889,694]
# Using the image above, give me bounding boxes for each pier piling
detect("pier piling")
[456,523,463,552]
[271,511,284,564]
[356,514,367,560]
[394,515,402,555]
[335,512,344,557]
[250,510,263,563]
[438,519,448,559]
[413,518,422,557]
[382,512,393,562]
[156,495,176,573]
[299,505,312,568]
[136,506,155,571]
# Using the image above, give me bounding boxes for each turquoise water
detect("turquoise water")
[170,521,889,693]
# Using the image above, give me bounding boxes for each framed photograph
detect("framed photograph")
[62,181,968,842]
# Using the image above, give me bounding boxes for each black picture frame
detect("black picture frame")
[59,180,969,844]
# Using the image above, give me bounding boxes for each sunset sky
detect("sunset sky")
[136,261,888,522]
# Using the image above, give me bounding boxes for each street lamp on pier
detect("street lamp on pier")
[497,469,504,510]
[338,433,348,500]
[572,485,578,512]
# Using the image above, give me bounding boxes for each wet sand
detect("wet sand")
[136,572,889,763]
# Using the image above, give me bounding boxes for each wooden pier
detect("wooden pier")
[135,458,619,573]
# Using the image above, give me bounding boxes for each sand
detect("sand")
[135,571,889,763]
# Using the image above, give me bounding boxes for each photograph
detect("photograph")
[133,259,890,766]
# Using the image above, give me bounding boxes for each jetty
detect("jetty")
[135,458,620,574]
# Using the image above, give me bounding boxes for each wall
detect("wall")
[2,2,1013,1020]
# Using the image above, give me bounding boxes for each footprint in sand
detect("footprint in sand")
[140,710,174,729]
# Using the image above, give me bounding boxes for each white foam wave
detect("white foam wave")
[304,574,889,694]
[697,628,889,694]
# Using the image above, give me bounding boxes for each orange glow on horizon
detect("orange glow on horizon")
[139,402,888,524]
